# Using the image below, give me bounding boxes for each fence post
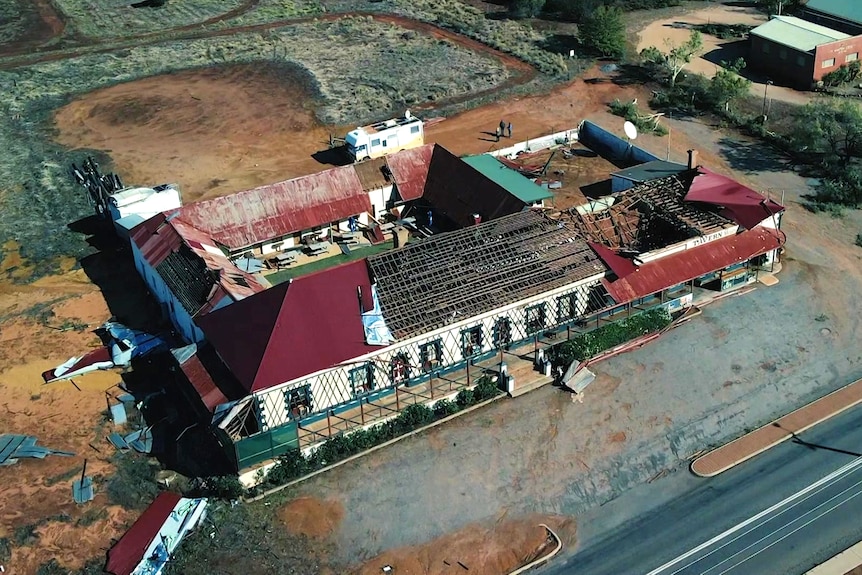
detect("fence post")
[395,386,401,411]
[467,360,471,387]
[360,399,365,426]
[326,410,332,438]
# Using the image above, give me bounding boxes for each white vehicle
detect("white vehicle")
[345,111,424,162]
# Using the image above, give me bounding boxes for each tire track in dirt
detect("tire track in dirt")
[0,11,537,113]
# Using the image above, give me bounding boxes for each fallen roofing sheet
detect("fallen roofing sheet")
[0,434,74,465]
[106,493,208,575]
[41,346,113,384]
[602,226,784,304]
[686,168,785,230]
[386,143,434,202]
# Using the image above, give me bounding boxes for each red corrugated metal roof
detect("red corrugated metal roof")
[602,226,784,304]
[197,259,378,393]
[106,492,181,575]
[175,165,370,250]
[588,241,637,279]
[131,214,265,312]
[686,168,785,230]
[386,143,434,201]
[178,351,228,413]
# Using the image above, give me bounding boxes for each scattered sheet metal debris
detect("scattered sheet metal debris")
[106,493,208,575]
[110,403,128,425]
[42,321,170,384]
[0,434,74,466]
[73,459,95,504]
[108,428,154,454]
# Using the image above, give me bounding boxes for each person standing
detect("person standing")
[495,126,501,142]
[507,122,513,138]
[499,119,506,135]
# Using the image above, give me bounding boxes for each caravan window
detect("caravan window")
[410,126,420,134]
[371,138,381,147]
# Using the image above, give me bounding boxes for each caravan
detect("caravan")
[345,111,424,162]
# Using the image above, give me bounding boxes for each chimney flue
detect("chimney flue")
[687,149,699,169]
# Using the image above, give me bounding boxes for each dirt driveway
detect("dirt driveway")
[636,4,810,105]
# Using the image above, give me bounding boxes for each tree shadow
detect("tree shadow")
[541,33,579,55]
[701,41,748,69]
[716,136,792,174]
[610,63,657,87]
[773,422,862,457]
[581,179,612,198]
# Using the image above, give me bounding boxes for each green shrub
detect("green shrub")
[608,99,668,136]
[398,403,435,428]
[267,449,310,485]
[197,475,245,500]
[549,308,672,367]
[455,388,475,408]
[0,537,9,563]
[856,234,862,247]
[433,398,460,418]
[472,377,500,402]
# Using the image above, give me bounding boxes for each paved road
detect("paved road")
[547,405,862,575]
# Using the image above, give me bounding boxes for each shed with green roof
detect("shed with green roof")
[461,154,553,206]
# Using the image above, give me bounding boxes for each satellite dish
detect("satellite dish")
[624,121,638,141]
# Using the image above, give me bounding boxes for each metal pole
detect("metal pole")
[360,399,365,426]
[395,386,400,411]
[326,410,332,438]
[467,360,471,387]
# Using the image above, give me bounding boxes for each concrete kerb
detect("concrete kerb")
[244,393,505,503]
[691,377,862,478]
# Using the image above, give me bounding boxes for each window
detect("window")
[779,48,787,60]
[525,304,546,335]
[847,53,859,63]
[382,139,388,147]
[557,293,578,322]
[271,242,283,251]
[419,340,443,372]
[349,363,375,397]
[761,42,770,54]
[390,353,411,384]
[493,317,512,348]
[822,58,836,68]
[461,326,483,358]
[371,138,381,147]
[410,125,420,134]
[796,55,805,67]
[284,385,312,418]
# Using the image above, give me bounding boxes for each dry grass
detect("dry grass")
[52,0,244,38]
[0,0,41,47]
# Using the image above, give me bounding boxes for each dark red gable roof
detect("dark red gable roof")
[197,259,378,393]
[106,492,181,575]
[602,226,784,304]
[685,168,784,230]
[386,143,434,202]
[588,241,637,279]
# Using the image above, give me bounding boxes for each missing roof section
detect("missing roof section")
[568,172,736,253]
[367,210,607,340]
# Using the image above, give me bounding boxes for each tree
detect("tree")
[793,99,862,169]
[578,4,626,59]
[640,30,704,87]
[708,58,751,112]
[509,0,546,18]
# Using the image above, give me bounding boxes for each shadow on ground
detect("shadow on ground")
[716,135,791,174]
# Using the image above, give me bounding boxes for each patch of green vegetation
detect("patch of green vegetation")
[165,499,326,575]
[856,234,862,248]
[608,99,668,136]
[694,23,752,39]
[53,0,244,38]
[267,241,394,284]
[13,523,40,546]
[106,452,161,510]
[36,558,105,575]
[548,308,672,366]
[225,0,323,26]
[76,507,108,527]
[0,0,42,48]
[259,377,500,489]
[0,536,10,563]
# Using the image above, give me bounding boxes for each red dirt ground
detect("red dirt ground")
[351,514,576,575]
[279,496,346,540]
[0,0,64,57]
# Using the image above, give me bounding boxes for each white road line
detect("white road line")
[665,469,862,575]
[702,475,862,575]
[644,455,862,575]
[714,485,862,575]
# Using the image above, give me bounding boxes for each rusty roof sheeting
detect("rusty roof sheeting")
[131,214,265,315]
[386,143,434,202]
[353,157,391,191]
[602,226,785,304]
[176,165,371,250]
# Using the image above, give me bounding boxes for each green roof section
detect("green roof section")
[750,15,849,53]
[804,0,862,26]
[461,154,553,204]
